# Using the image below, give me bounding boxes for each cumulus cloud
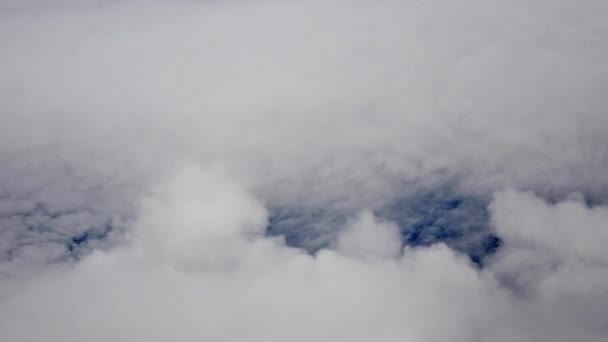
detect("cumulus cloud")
[0,168,502,342]
[486,190,608,341]
[334,210,402,259]
[0,0,607,341]
[0,168,606,341]
[490,190,608,294]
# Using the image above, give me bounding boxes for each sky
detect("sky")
[1,1,608,341]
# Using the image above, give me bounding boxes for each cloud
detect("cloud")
[486,189,608,341]
[0,1,607,341]
[1,0,607,270]
[132,165,269,271]
[1,0,607,203]
[489,190,608,294]
[334,210,402,259]
[0,167,503,342]
[0,168,606,341]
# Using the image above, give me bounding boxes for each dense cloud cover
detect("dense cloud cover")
[0,1,607,341]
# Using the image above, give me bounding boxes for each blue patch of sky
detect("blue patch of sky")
[266,187,502,267]
[65,222,114,257]
[376,189,500,266]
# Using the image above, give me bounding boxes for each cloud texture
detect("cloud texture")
[1,168,608,341]
[0,1,608,341]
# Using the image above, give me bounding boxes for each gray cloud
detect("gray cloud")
[0,168,606,341]
[2,0,607,200]
[0,1,607,341]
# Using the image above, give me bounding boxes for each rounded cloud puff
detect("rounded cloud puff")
[0,168,606,342]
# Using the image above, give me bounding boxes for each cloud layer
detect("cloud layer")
[1,1,608,341]
[1,168,607,341]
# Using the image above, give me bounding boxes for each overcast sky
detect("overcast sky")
[1,1,608,341]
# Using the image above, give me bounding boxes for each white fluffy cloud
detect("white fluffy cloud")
[0,168,606,341]
[489,190,608,300]
[335,210,402,259]
[486,190,608,341]
[0,168,500,342]
[0,1,607,341]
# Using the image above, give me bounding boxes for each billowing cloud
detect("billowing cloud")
[0,1,607,341]
[0,168,607,341]
[486,190,608,341]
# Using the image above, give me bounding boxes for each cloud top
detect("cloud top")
[1,1,608,341]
